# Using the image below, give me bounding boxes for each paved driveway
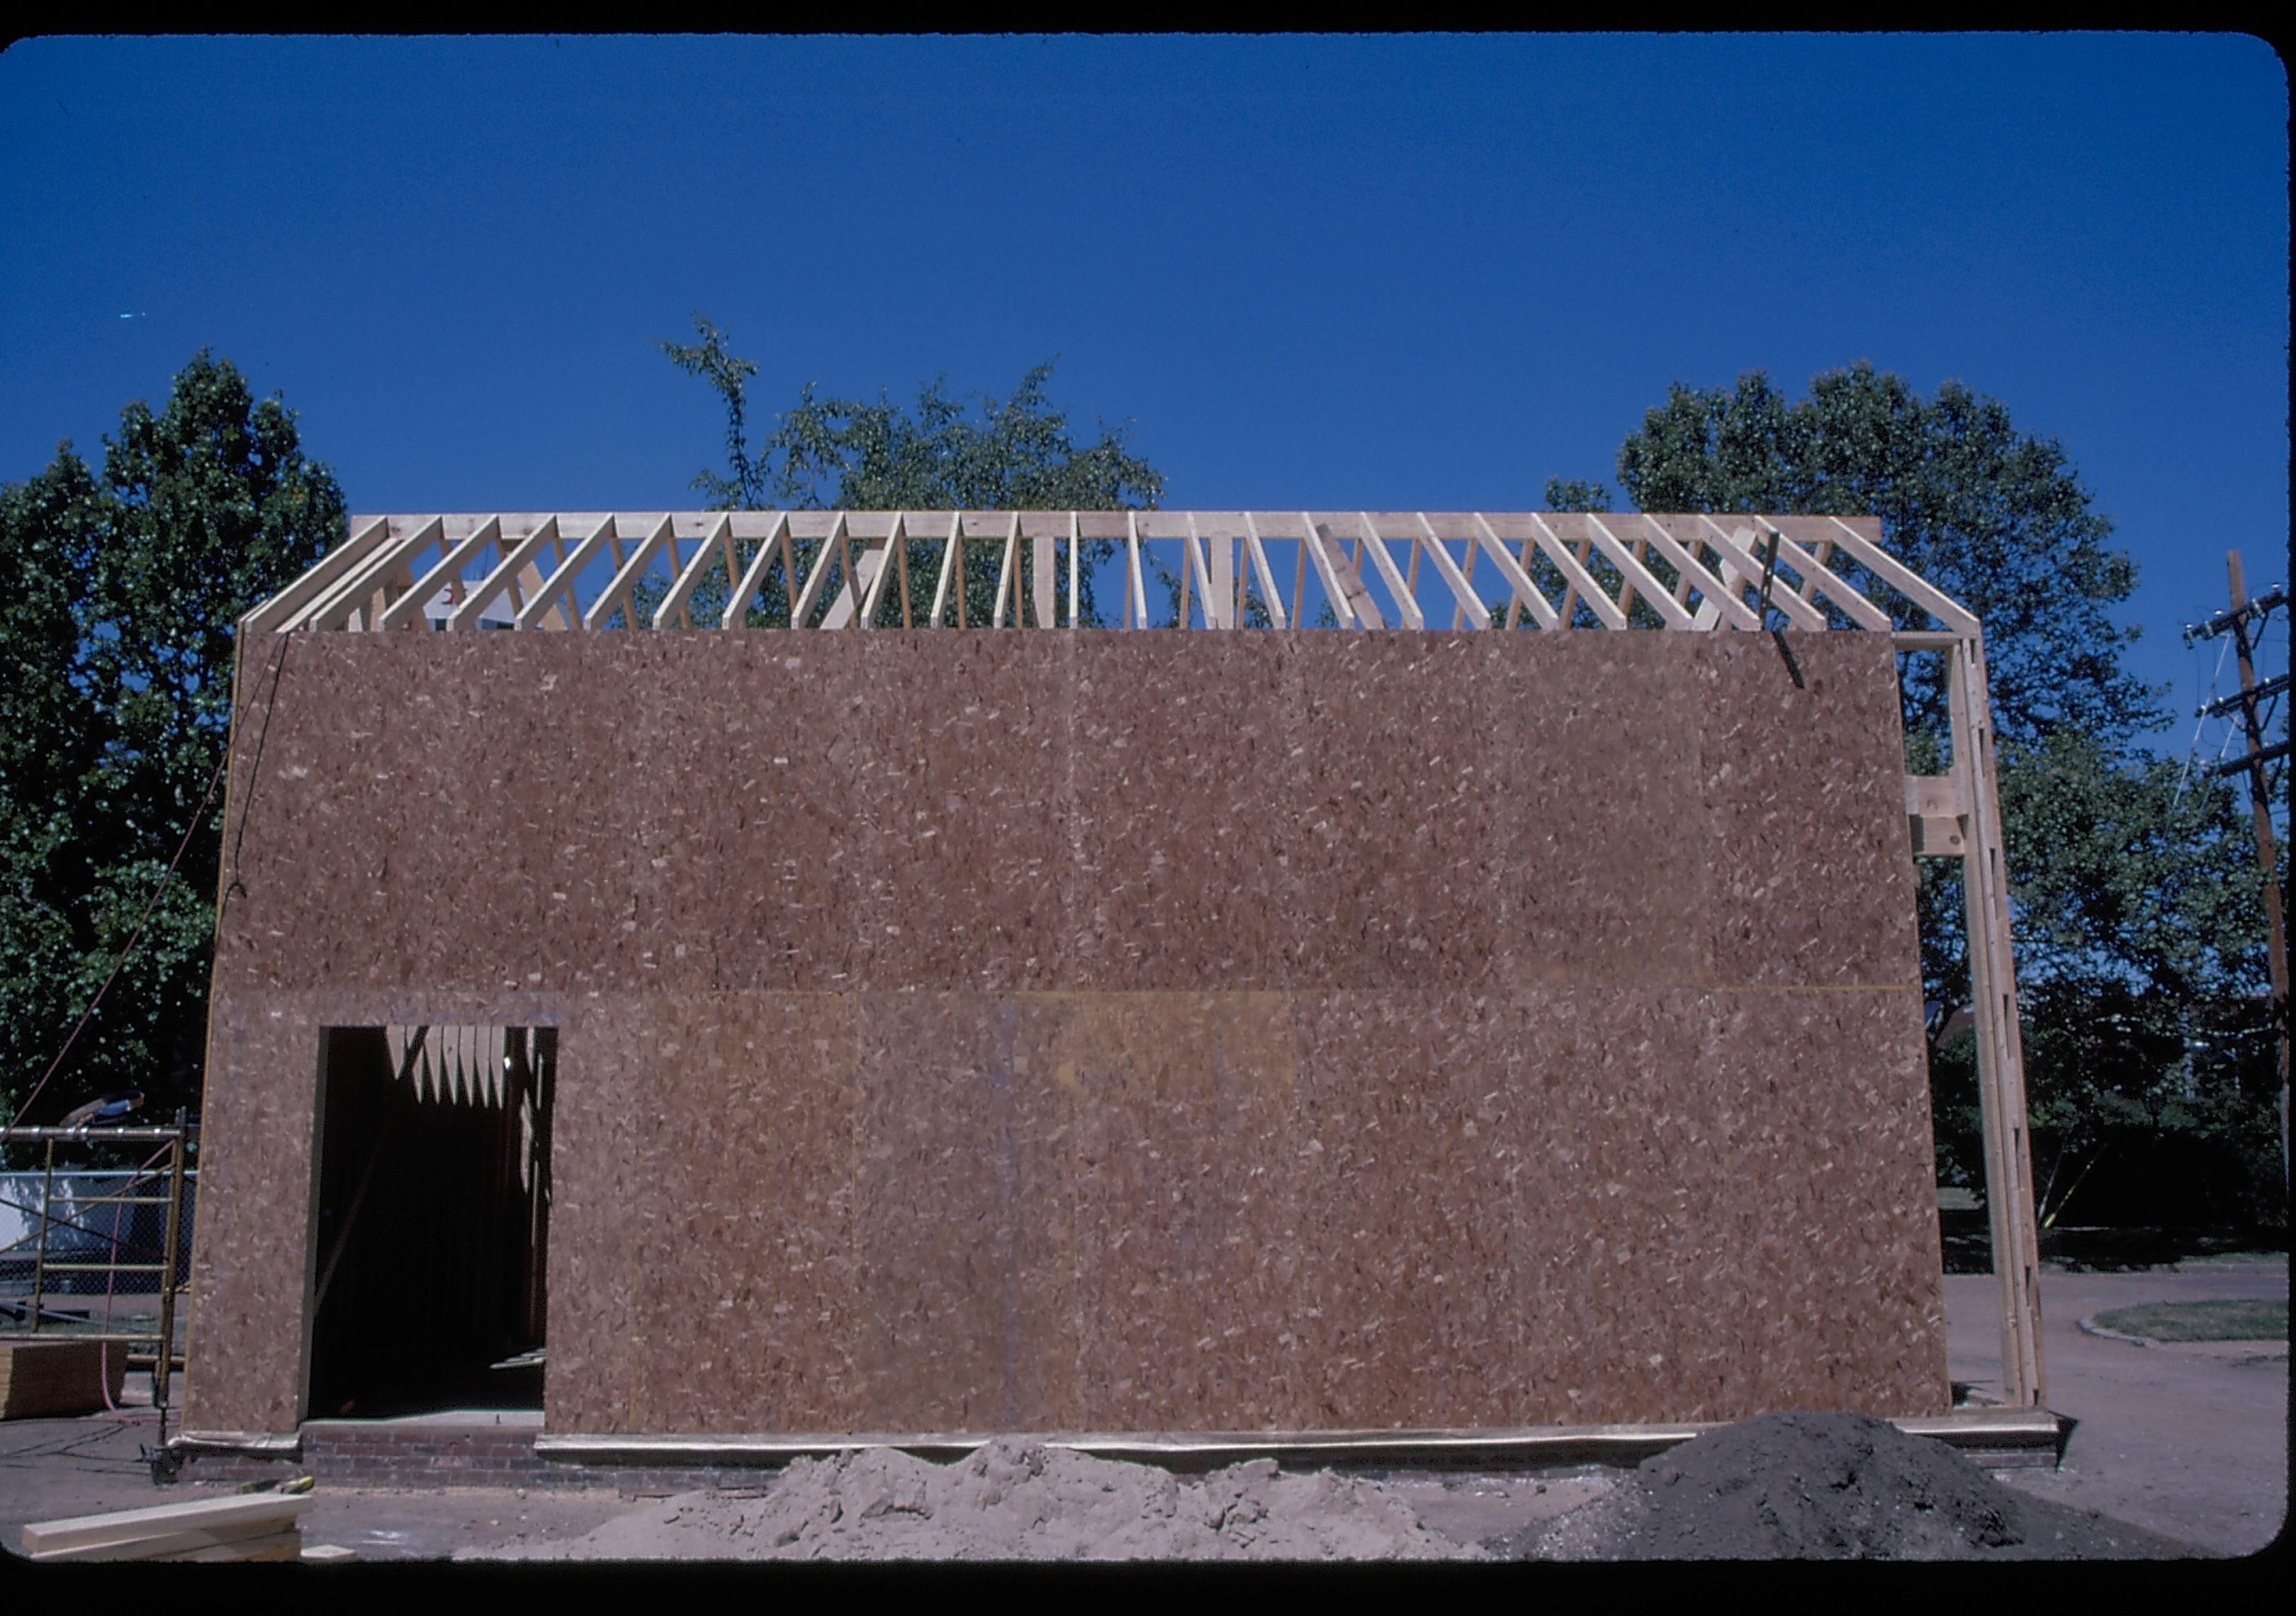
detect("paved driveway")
[1946,1254,2287,1556]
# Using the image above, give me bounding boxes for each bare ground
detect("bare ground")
[1,1255,2283,1562]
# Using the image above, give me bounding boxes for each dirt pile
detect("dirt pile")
[1497,1411,2194,1561]
[468,1437,1473,1561]
[465,1415,2201,1563]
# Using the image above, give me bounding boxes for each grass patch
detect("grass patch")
[2092,1298,2287,1342]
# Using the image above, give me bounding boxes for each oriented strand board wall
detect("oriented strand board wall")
[184,630,1946,1437]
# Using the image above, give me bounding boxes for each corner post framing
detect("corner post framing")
[1949,632,2047,1408]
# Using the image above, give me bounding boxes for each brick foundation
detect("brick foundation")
[169,1424,777,1493]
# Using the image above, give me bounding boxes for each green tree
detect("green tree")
[1928,732,2280,1223]
[0,353,346,1126]
[659,315,1162,629]
[1563,364,2282,1228]
[1566,362,2151,747]
[1541,476,1611,514]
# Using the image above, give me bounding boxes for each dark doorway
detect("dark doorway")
[303,1026,553,1419]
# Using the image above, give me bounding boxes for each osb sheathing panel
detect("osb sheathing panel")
[186,631,1942,1438]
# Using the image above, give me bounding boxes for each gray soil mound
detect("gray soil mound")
[1497,1411,2195,1561]
[469,1437,1472,1561]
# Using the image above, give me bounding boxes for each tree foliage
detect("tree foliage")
[1562,363,2283,1227]
[1541,476,1612,514]
[0,354,345,1125]
[1577,362,2153,748]
[660,315,1161,629]
[1930,734,2280,1223]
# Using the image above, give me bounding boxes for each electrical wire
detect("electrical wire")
[94,1142,173,1417]
[2176,634,2233,804]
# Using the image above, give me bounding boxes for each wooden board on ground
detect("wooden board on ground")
[0,1340,128,1419]
[162,1527,303,1563]
[21,1491,313,1562]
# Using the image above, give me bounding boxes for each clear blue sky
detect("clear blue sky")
[2,33,2285,748]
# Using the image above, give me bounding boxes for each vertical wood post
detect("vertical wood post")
[1952,634,2047,1406]
[1209,529,1230,628]
[1033,530,1057,629]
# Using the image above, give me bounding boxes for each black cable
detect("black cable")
[221,631,293,916]
[1756,525,1806,690]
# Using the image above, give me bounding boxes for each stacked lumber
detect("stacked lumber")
[0,1340,127,1419]
[21,1491,322,1563]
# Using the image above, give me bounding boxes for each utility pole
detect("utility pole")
[2190,552,2290,1199]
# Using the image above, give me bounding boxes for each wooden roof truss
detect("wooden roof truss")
[244,510,1983,640]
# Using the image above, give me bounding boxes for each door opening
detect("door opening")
[303,1025,553,1419]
